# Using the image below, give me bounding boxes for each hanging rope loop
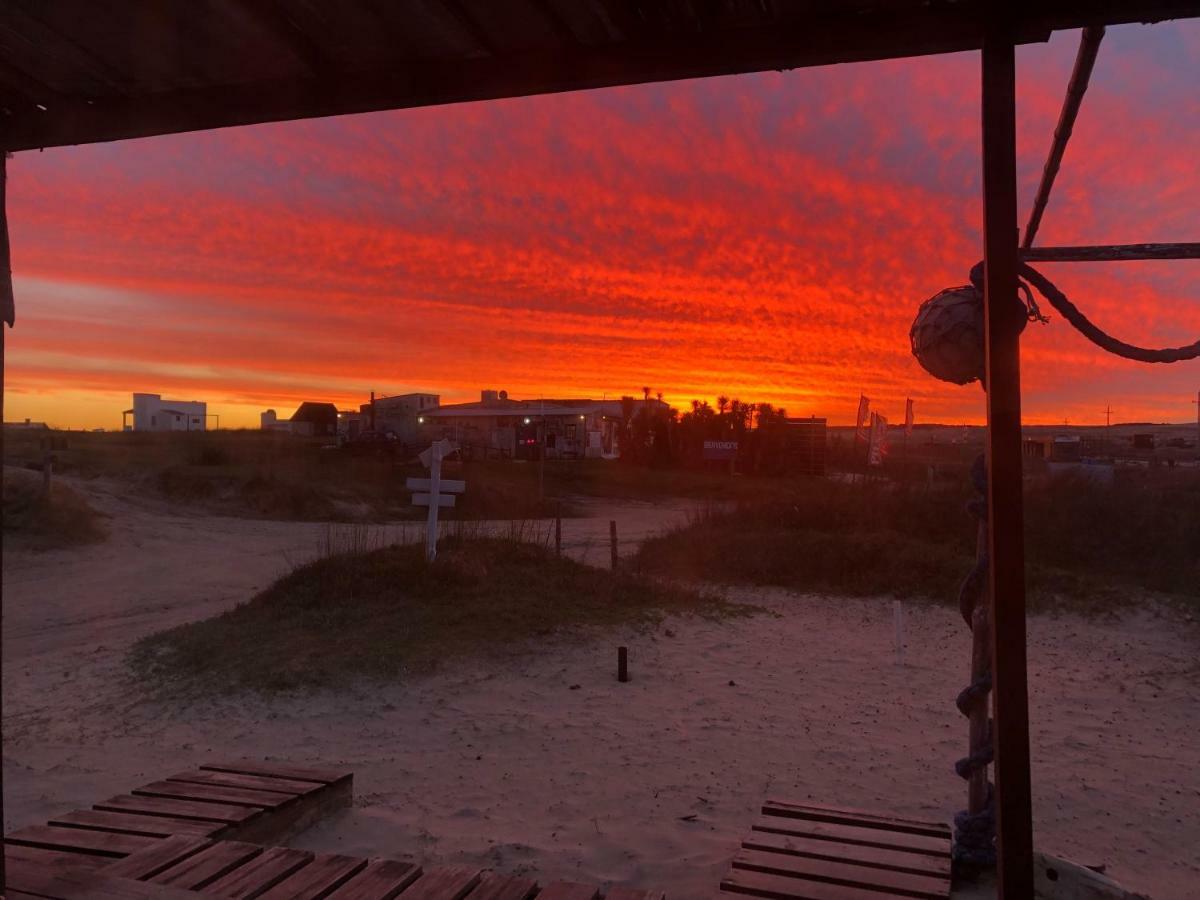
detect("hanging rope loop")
[968,261,1200,363]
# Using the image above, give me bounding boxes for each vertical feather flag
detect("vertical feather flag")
[868,412,888,466]
[856,394,870,441]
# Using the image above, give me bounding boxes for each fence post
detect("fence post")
[609,520,618,571]
[42,449,53,496]
[555,501,562,557]
[618,646,629,683]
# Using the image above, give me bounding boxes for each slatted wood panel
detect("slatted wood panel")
[3,760,353,887]
[719,801,952,900]
[3,759,668,898]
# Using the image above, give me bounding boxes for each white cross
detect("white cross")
[407,439,466,562]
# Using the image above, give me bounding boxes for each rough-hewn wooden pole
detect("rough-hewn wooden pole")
[1,150,12,894]
[982,27,1035,900]
[1021,241,1200,262]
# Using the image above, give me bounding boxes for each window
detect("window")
[150,415,157,426]
[192,417,200,424]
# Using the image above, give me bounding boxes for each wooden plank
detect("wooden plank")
[225,776,353,846]
[50,808,226,838]
[762,802,949,838]
[97,793,263,826]
[201,760,351,785]
[4,824,159,858]
[255,853,369,900]
[204,846,315,898]
[535,884,600,900]
[324,859,421,899]
[398,865,482,899]
[152,840,263,889]
[105,835,212,880]
[605,889,666,900]
[1020,241,1200,262]
[134,780,294,809]
[167,769,317,795]
[733,848,950,899]
[5,866,221,900]
[464,872,538,900]
[742,831,951,878]
[5,842,109,874]
[751,818,950,858]
[981,27,1036,900]
[720,866,912,900]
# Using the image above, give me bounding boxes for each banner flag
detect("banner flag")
[856,395,870,441]
[868,412,888,466]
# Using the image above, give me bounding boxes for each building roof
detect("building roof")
[4,2,1196,153]
[290,401,339,422]
[423,397,666,419]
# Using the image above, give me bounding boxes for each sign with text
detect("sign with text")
[702,439,739,461]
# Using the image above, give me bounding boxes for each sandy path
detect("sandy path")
[3,479,1199,899]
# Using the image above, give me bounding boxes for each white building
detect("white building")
[123,393,207,432]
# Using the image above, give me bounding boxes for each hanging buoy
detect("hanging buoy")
[908,284,990,386]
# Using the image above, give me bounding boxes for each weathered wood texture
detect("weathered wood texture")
[1020,241,1200,262]
[719,800,951,899]
[1021,26,1106,248]
[981,29,1036,900]
[4,2,1199,151]
[2,760,669,898]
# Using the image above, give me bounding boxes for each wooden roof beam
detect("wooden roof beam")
[1,10,1048,152]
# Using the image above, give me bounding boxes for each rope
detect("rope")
[968,261,1200,363]
[952,453,996,869]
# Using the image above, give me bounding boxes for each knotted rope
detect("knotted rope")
[968,261,1200,363]
[952,454,996,868]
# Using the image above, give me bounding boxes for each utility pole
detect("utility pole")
[1104,404,1112,457]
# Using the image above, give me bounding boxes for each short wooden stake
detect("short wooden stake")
[893,599,905,666]
[618,646,629,682]
[609,520,618,570]
[555,503,562,558]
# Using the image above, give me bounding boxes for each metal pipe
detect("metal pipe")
[1022,26,1105,249]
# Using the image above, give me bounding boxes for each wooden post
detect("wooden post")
[982,30,1035,900]
[42,448,53,496]
[1,149,12,895]
[618,646,629,683]
[555,503,562,558]
[609,520,618,571]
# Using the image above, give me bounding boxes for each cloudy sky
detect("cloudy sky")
[6,21,1199,429]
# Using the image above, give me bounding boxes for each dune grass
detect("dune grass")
[634,469,1200,611]
[3,467,107,550]
[131,536,751,694]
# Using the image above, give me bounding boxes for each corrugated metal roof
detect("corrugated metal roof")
[3,1,1196,151]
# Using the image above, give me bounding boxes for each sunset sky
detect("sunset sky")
[6,22,1199,430]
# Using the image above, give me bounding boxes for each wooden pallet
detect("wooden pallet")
[4,760,666,899]
[718,801,953,899]
[5,761,352,877]
[105,836,666,899]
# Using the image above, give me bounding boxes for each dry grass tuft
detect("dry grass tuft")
[131,535,752,694]
[3,467,107,550]
[635,469,1200,611]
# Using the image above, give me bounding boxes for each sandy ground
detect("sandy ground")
[3,477,1199,899]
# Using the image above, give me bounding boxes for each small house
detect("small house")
[289,402,339,437]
